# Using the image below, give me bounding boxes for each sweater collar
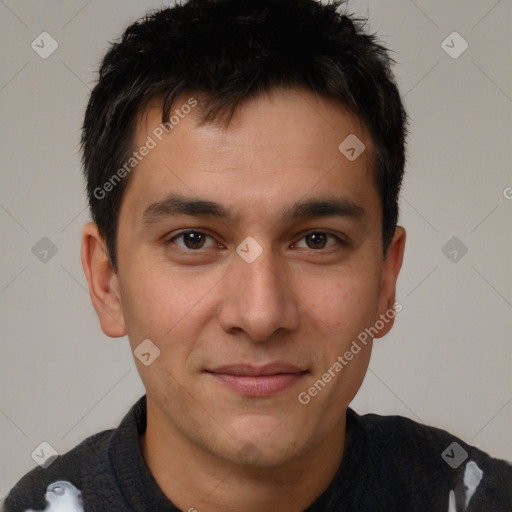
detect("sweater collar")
[108,395,367,511]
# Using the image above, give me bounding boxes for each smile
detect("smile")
[205,364,309,397]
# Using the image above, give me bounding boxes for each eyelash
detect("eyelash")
[164,229,348,253]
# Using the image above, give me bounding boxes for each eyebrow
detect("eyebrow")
[141,193,366,225]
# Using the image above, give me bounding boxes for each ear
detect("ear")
[374,226,406,339]
[81,222,126,338]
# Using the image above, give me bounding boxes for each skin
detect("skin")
[82,88,406,511]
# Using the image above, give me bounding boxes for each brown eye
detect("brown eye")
[167,231,216,250]
[182,232,206,249]
[305,232,328,249]
[295,232,342,250]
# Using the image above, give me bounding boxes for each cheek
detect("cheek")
[118,258,237,384]
[118,266,217,393]
[298,263,381,339]
[118,262,217,344]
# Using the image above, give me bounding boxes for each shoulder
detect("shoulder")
[2,429,113,512]
[349,409,512,511]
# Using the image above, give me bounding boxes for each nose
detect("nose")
[218,245,300,342]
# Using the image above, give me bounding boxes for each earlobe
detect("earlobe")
[81,222,127,338]
[374,226,406,339]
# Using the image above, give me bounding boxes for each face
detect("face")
[83,88,405,469]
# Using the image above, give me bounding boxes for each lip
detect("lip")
[206,363,308,397]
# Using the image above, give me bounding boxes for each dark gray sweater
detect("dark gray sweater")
[3,396,511,511]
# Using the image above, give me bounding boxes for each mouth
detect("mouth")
[205,363,309,397]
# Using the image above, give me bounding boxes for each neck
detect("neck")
[141,400,346,512]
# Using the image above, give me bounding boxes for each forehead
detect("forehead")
[120,88,380,226]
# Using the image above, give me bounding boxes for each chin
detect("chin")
[221,415,310,468]
[227,440,303,469]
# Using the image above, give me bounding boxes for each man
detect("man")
[3,0,511,510]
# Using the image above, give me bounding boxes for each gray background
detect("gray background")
[1,0,511,498]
